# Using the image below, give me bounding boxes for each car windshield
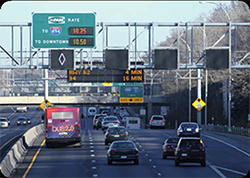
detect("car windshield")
[153,117,164,120]
[18,118,26,121]
[112,142,135,149]
[180,140,202,149]
[108,127,126,134]
[167,138,180,143]
[181,123,198,128]
[128,120,138,124]
[0,119,7,122]
[104,117,118,121]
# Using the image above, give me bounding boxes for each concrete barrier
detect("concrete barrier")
[0,124,45,177]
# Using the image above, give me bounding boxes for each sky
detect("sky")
[0,1,232,65]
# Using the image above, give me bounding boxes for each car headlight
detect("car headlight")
[17,121,20,123]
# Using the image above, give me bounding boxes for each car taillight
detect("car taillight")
[131,150,138,154]
[47,124,51,128]
[150,120,154,122]
[110,150,116,155]
[107,134,115,137]
[113,122,119,124]
[94,119,97,123]
[195,128,199,132]
[120,134,127,137]
[166,145,172,149]
[179,128,183,132]
[161,120,165,123]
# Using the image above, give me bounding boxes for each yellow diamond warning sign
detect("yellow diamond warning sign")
[39,99,52,111]
[192,97,206,111]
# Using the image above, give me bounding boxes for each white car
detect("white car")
[149,115,166,129]
[101,116,120,130]
[0,118,9,128]
[16,106,27,112]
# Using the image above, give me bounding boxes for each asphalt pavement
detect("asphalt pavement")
[12,106,250,178]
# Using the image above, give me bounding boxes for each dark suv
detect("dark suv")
[175,137,206,166]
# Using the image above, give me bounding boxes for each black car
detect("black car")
[177,122,201,137]
[107,141,139,165]
[175,137,206,166]
[17,117,27,126]
[105,126,128,145]
[162,137,180,159]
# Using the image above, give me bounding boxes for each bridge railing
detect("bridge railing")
[202,124,250,137]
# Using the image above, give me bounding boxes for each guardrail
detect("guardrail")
[202,124,250,137]
[0,124,45,178]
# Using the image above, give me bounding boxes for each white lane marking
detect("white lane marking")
[145,154,148,156]
[209,165,227,178]
[92,167,96,169]
[90,146,94,148]
[153,165,156,168]
[89,140,93,142]
[90,150,95,152]
[149,159,152,162]
[93,174,98,177]
[214,165,246,176]
[90,143,93,145]
[91,154,95,157]
[155,130,172,137]
[142,149,145,151]
[158,173,162,176]
[203,134,250,157]
[92,160,96,163]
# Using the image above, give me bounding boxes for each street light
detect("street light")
[199,1,231,21]
[199,1,232,132]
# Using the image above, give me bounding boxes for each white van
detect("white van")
[88,107,97,117]
[125,117,141,129]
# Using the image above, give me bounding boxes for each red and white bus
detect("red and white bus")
[45,107,82,148]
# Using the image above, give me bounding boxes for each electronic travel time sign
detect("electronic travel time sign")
[32,13,96,48]
[67,69,144,83]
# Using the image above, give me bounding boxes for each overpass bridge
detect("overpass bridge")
[0,95,169,120]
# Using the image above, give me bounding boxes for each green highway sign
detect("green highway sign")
[119,85,144,103]
[32,13,96,49]
[119,85,144,98]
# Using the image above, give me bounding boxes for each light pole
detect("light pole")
[199,1,231,21]
[199,1,232,132]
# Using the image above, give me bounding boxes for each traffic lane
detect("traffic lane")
[23,124,92,178]
[202,130,250,154]
[129,129,220,178]
[25,146,90,178]
[201,134,250,176]
[143,129,250,177]
[0,110,43,147]
[89,127,160,178]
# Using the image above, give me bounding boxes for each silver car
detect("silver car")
[0,118,9,128]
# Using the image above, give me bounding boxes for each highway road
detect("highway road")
[12,106,249,178]
[0,107,43,149]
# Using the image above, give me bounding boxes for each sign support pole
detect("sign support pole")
[197,69,201,125]
[44,69,48,100]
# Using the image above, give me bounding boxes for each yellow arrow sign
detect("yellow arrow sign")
[119,97,143,103]
[192,97,206,111]
[39,99,52,111]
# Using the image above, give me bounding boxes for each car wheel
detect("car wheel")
[105,140,108,145]
[93,126,96,129]
[134,159,139,165]
[107,158,112,165]
[175,159,179,166]
[201,160,206,167]
[162,153,167,159]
